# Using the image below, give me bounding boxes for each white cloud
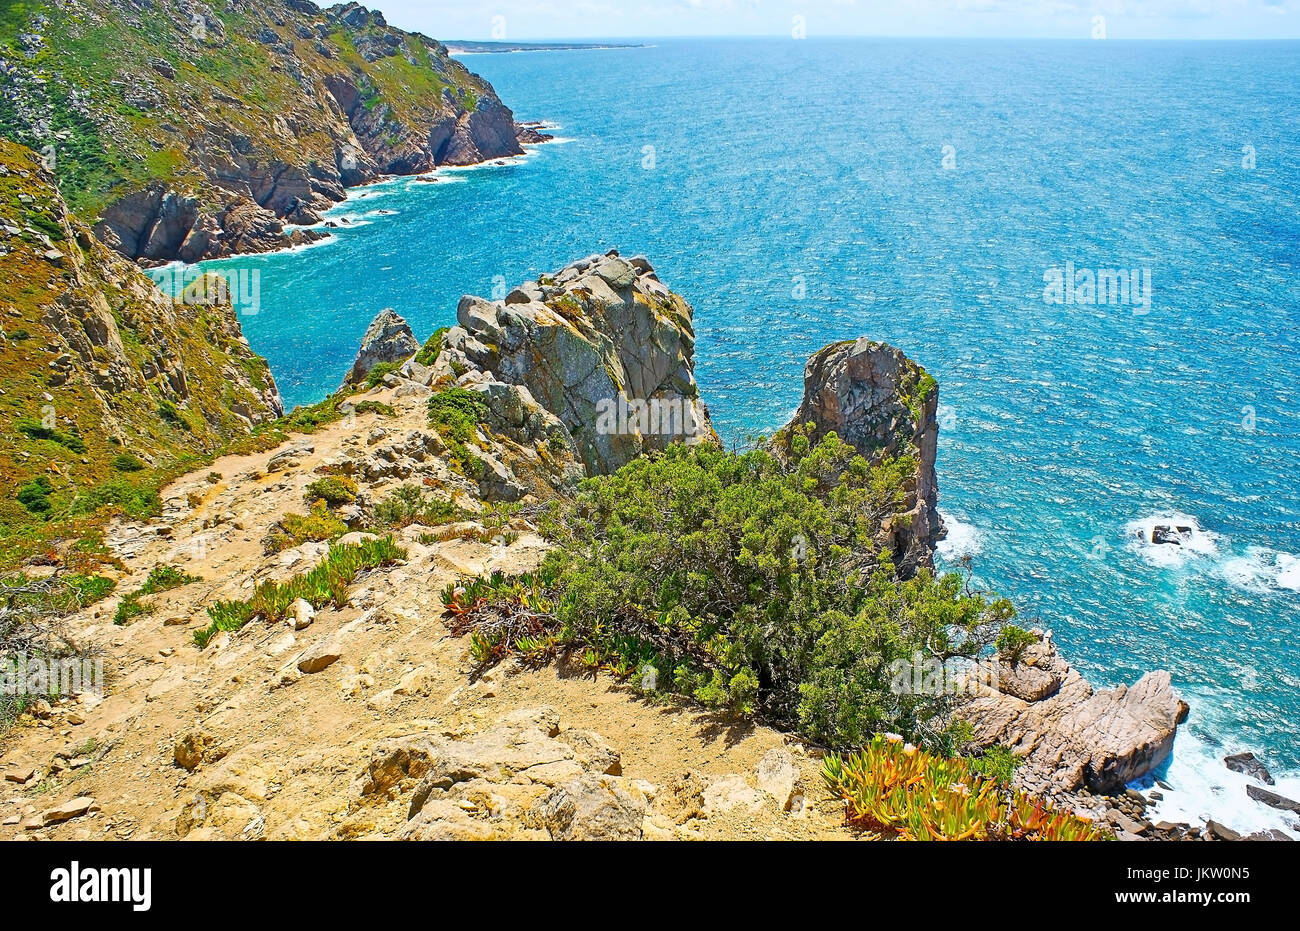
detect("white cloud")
[372,0,1300,39]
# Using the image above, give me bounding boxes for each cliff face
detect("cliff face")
[783,338,944,575]
[0,1,545,263]
[0,139,281,531]
[348,252,715,502]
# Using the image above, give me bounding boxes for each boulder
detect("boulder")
[434,252,713,483]
[962,633,1188,793]
[537,775,648,841]
[1224,751,1274,785]
[345,308,419,386]
[296,633,343,674]
[1246,785,1300,814]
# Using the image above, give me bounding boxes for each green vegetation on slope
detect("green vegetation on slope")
[443,429,1018,752]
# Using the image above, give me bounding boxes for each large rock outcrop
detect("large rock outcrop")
[361,251,714,500]
[345,308,420,386]
[963,632,1189,794]
[2,1,550,263]
[783,338,943,574]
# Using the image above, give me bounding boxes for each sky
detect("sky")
[369,0,1300,41]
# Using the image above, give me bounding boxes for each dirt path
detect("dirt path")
[1,384,854,841]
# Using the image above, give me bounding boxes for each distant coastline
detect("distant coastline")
[446,40,649,55]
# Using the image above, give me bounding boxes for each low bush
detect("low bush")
[414,327,449,366]
[371,484,461,530]
[110,453,146,472]
[265,501,348,554]
[822,734,1107,841]
[443,431,1017,747]
[16,417,87,453]
[428,388,490,478]
[16,477,53,514]
[303,476,358,508]
[364,361,401,389]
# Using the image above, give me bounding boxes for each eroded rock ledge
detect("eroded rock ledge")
[964,633,1189,795]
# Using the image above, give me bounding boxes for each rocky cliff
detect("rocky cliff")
[0,1,547,263]
[963,632,1189,796]
[0,138,281,533]
[781,337,944,575]
[345,251,714,501]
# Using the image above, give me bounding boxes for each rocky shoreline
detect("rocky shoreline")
[1,1,552,265]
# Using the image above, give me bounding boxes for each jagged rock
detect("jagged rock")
[963,633,1188,793]
[1246,784,1300,814]
[430,252,713,496]
[346,308,420,386]
[537,774,648,841]
[1224,751,1274,785]
[784,337,942,573]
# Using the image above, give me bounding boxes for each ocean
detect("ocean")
[180,38,1300,833]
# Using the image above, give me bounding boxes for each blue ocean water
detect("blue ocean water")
[189,39,1300,829]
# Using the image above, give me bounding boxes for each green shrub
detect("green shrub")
[16,477,53,514]
[63,573,115,606]
[352,400,396,417]
[193,537,405,648]
[445,432,1019,748]
[428,387,489,478]
[371,484,461,530]
[995,625,1039,662]
[304,476,358,508]
[110,453,146,472]
[414,327,449,366]
[16,417,87,453]
[364,361,402,389]
[969,744,1022,786]
[266,501,348,553]
[67,478,161,519]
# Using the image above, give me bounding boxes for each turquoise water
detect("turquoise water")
[188,39,1300,829]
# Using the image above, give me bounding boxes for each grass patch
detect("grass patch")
[113,565,200,626]
[193,537,405,648]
